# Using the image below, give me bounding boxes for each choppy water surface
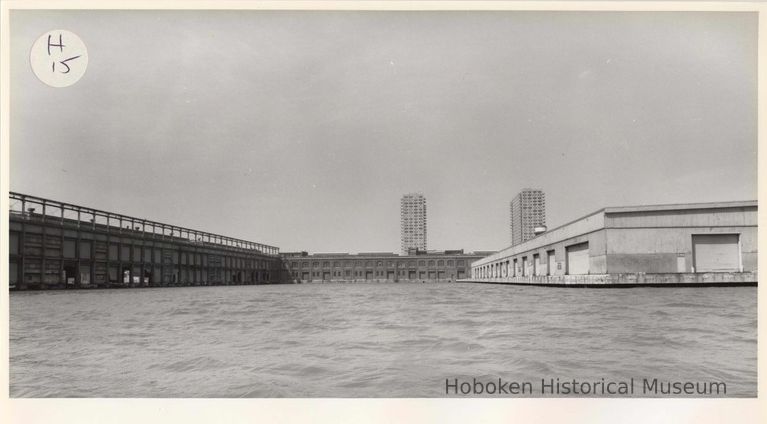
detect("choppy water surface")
[10,283,757,397]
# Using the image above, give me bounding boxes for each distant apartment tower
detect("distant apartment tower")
[510,189,546,246]
[401,193,427,254]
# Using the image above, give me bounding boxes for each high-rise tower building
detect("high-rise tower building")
[401,193,427,254]
[510,189,546,246]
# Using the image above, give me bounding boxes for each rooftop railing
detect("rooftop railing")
[9,192,279,256]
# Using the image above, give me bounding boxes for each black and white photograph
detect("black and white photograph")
[1,0,763,422]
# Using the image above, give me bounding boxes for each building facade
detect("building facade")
[510,189,546,246]
[401,193,427,254]
[8,192,496,290]
[280,250,487,283]
[472,200,757,286]
[8,192,281,290]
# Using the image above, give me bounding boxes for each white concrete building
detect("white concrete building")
[472,200,757,287]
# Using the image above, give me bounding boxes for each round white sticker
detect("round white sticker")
[30,30,88,88]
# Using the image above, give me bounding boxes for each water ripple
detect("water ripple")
[9,284,757,397]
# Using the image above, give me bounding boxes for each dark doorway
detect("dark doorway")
[63,263,77,286]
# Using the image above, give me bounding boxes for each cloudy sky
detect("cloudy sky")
[10,10,757,253]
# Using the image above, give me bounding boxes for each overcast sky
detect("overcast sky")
[10,10,757,253]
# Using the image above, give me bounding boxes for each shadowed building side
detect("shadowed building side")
[8,192,282,290]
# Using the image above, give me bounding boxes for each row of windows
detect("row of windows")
[297,270,390,278]
[8,259,271,285]
[292,269,461,278]
[287,259,465,269]
[9,232,271,268]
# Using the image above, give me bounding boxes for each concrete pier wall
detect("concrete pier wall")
[461,272,757,287]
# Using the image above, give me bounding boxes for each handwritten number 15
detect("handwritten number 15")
[52,55,82,74]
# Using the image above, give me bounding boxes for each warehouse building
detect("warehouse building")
[280,250,488,283]
[469,201,757,286]
[8,192,281,290]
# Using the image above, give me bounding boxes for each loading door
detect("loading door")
[566,242,589,275]
[547,250,555,275]
[692,234,740,272]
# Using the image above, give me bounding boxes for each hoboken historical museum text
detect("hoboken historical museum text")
[445,378,727,396]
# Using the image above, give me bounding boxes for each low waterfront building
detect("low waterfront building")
[8,192,495,289]
[470,200,757,287]
[279,250,489,283]
[8,192,281,289]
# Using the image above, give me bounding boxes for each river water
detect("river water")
[9,283,757,397]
